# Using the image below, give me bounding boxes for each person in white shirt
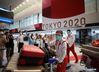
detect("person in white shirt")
[17,31,24,52]
[49,30,68,72]
[66,30,78,63]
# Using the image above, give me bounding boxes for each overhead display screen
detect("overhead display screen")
[0,17,13,24]
[0,8,14,24]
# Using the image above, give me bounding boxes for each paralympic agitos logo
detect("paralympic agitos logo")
[43,0,85,19]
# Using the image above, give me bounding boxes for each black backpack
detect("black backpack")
[23,36,29,41]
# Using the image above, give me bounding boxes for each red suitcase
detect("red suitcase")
[92,39,99,47]
[21,45,45,57]
[18,45,45,66]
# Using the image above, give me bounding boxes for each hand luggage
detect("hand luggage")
[91,39,99,47]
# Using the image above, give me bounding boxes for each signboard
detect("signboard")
[0,17,13,24]
[0,9,14,24]
[0,9,13,19]
[43,13,98,30]
[42,0,99,30]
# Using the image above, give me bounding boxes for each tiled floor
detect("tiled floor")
[66,62,96,72]
[0,69,3,72]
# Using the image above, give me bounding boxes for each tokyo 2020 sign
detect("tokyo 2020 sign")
[42,0,99,30]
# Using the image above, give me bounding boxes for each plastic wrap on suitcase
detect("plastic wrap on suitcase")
[21,45,45,57]
[17,45,45,66]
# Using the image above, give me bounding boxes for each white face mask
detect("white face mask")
[67,31,71,36]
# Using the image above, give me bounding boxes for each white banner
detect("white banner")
[43,12,99,30]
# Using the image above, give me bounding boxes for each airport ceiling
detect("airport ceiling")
[0,0,42,28]
[0,0,24,28]
[0,0,24,10]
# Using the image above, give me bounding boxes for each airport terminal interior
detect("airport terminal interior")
[0,0,99,72]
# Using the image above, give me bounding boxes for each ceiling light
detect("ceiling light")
[26,0,29,2]
[16,6,19,9]
[0,8,11,12]
[19,4,22,7]
[14,8,17,11]
[12,10,14,12]
[22,1,26,5]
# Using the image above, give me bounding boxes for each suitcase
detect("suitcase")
[18,45,45,66]
[91,39,99,47]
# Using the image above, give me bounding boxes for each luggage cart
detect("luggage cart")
[48,58,57,72]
